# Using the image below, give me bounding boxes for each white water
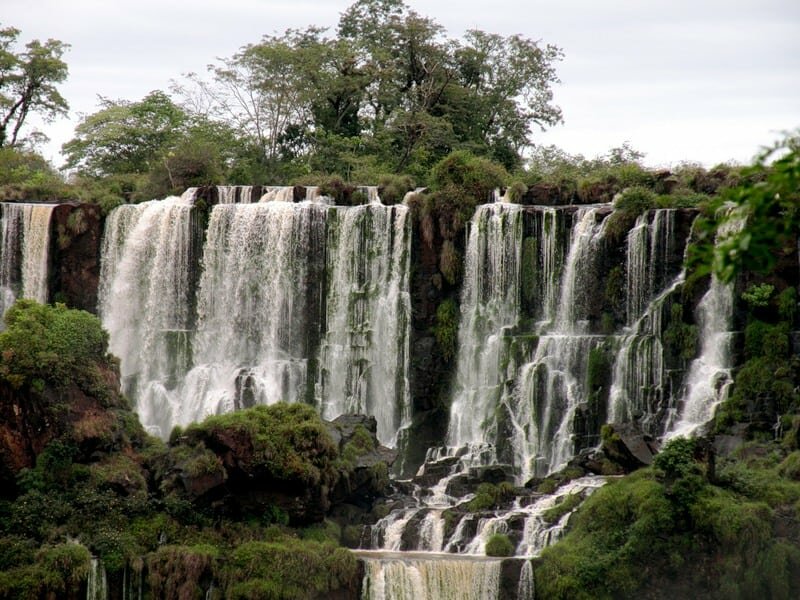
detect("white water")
[608,274,684,427]
[86,557,108,600]
[665,274,735,439]
[360,552,501,600]
[447,203,523,450]
[166,201,326,431]
[626,209,677,324]
[316,204,412,446]
[0,202,56,316]
[98,194,196,435]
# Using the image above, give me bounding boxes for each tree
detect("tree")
[62,90,186,176]
[690,133,800,283]
[0,26,69,148]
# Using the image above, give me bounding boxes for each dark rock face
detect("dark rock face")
[0,365,129,494]
[162,412,395,527]
[50,202,103,311]
[602,422,660,470]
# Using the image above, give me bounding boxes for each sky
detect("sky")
[6,0,800,169]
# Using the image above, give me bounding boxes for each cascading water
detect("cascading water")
[360,553,501,600]
[664,273,735,439]
[0,202,56,317]
[316,203,412,446]
[98,193,198,435]
[446,203,523,455]
[86,557,108,600]
[508,207,608,481]
[626,209,677,324]
[167,200,326,431]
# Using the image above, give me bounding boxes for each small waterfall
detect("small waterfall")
[98,195,197,436]
[608,274,684,428]
[446,203,523,451]
[664,274,735,439]
[316,204,412,446]
[508,207,608,480]
[517,560,535,600]
[260,186,295,202]
[360,553,501,600]
[626,210,677,324]
[217,185,256,204]
[86,557,108,600]
[0,202,56,315]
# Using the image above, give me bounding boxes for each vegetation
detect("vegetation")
[536,437,800,599]
[485,533,514,557]
[0,300,111,392]
[0,26,69,148]
[0,301,383,599]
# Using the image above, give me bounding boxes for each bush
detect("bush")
[485,533,514,557]
[614,186,657,214]
[0,300,110,392]
[434,299,459,361]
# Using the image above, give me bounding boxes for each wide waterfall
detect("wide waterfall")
[0,202,56,317]
[316,204,411,446]
[98,188,412,443]
[360,553,501,600]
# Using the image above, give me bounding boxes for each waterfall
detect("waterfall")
[360,553,501,600]
[217,185,256,204]
[86,558,108,600]
[608,273,684,428]
[446,203,523,452]
[260,186,295,202]
[517,560,535,600]
[508,207,608,480]
[664,274,735,440]
[626,209,677,324]
[316,204,411,446]
[0,202,56,316]
[169,200,327,430]
[98,195,197,435]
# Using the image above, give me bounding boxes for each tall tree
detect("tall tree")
[0,26,69,148]
[63,90,186,176]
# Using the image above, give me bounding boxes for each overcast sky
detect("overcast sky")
[6,0,800,168]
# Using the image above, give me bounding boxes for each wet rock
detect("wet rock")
[602,422,659,470]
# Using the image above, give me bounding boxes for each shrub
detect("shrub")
[0,300,110,392]
[742,283,774,309]
[434,299,460,362]
[485,533,514,557]
[614,186,657,214]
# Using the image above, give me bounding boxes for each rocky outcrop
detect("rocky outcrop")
[50,202,103,311]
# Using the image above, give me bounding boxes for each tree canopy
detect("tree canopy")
[64,0,563,187]
[0,25,69,148]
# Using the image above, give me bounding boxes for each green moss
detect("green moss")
[221,538,358,600]
[434,298,460,362]
[663,302,698,362]
[184,403,337,486]
[542,493,583,524]
[485,533,514,557]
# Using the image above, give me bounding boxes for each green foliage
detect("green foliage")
[652,437,698,480]
[778,286,797,322]
[184,403,337,486]
[439,240,461,285]
[434,298,459,361]
[663,302,698,362]
[741,283,774,309]
[0,26,69,148]
[146,544,218,599]
[614,186,657,214]
[485,533,514,557]
[220,538,358,600]
[0,300,110,393]
[466,482,515,512]
[542,493,583,524]
[691,133,800,283]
